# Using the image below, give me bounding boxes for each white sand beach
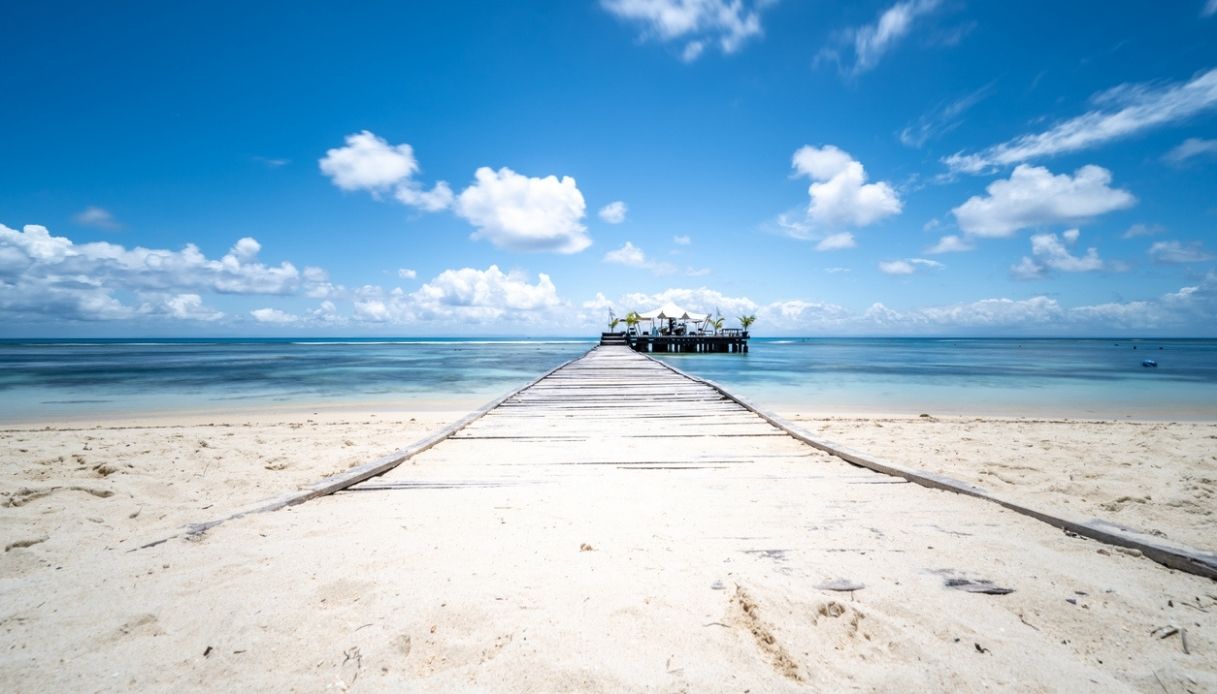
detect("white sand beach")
[2,393,1215,691]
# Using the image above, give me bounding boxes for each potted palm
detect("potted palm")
[624,311,640,336]
[738,314,756,337]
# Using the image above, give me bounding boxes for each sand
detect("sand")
[1,406,1215,691]
[786,415,1217,552]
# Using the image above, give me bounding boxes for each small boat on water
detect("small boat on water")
[1142,359,1158,368]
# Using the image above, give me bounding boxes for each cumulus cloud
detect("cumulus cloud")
[878,258,943,275]
[319,131,453,211]
[598,201,628,224]
[73,206,121,230]
[1163,137,1217,166]
[398,268,418,280]
[1012,229,1106,279]
[952,164,1135,237]
[945,68,1217,173]
[250,307,299,324]
[815,232,857,251]
[818,0,943,77]
[455,167,591,254]
[603,241,677,275]
[352,265,564,325]
[925,234,974,254]
[792,145,902,229]
[320,131,417,191]
[0,223,331,322]
[1149,240,1215,264]
[600,0,770,61]
[159,294,224,321]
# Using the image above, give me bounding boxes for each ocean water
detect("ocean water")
[1,337,1215,422]
[653,337,1217,419]
[0,338,594,422]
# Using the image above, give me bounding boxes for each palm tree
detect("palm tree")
[608,317,621,332]
[711,317,725,335]
[624,311,640,334]
[738,314,756,334]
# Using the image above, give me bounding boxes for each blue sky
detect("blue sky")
[2,0,1216,336]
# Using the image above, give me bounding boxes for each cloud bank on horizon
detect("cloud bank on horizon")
[1,1,1216,336]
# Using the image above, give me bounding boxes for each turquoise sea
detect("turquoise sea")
[1,338,1215,422]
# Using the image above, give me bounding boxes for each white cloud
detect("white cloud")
[952,164,1135,237]
[320,131,452,211]
[1149,240,1215,264]
[815,232,856,251]
[818,0,942,77]
[601,0,770,61]
[455,167,591,254]
[405,265,563,322]
[850,0,942,75]
[1204,0,1217,17]
[1122,223,1165,239]
[604,241,646,266]
[1010,256,1043,280]
[1012,230,1106,279]
[824,267,851,274]
[311,300,345,324]
[603,241,677,275]
[73,206,121,230]
[792,145,902,229]
[878,258,943,275]
[598,201,628,224]
[1163,137,1217,165]
[398,268,418,280]
[945,68,1217,173]
[320,131,419,191]
[251,156,289,169]
[250,307,299,324]
[899,83,991,148]
[673,234,692,245]
[681,41,705,62]
[162,294,224,321]
[394,181,455,212]
[0,223,332,322]
[925,234,974,254]
[582,292,615,311]
[349,266,565,325]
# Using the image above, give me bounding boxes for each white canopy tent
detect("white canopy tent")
[637,304,711,322]
[635,304,713,336]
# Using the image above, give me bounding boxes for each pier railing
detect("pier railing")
[600,331,749,353]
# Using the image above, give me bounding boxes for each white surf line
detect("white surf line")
[136,348,593,549]
[643,352,1217,581]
